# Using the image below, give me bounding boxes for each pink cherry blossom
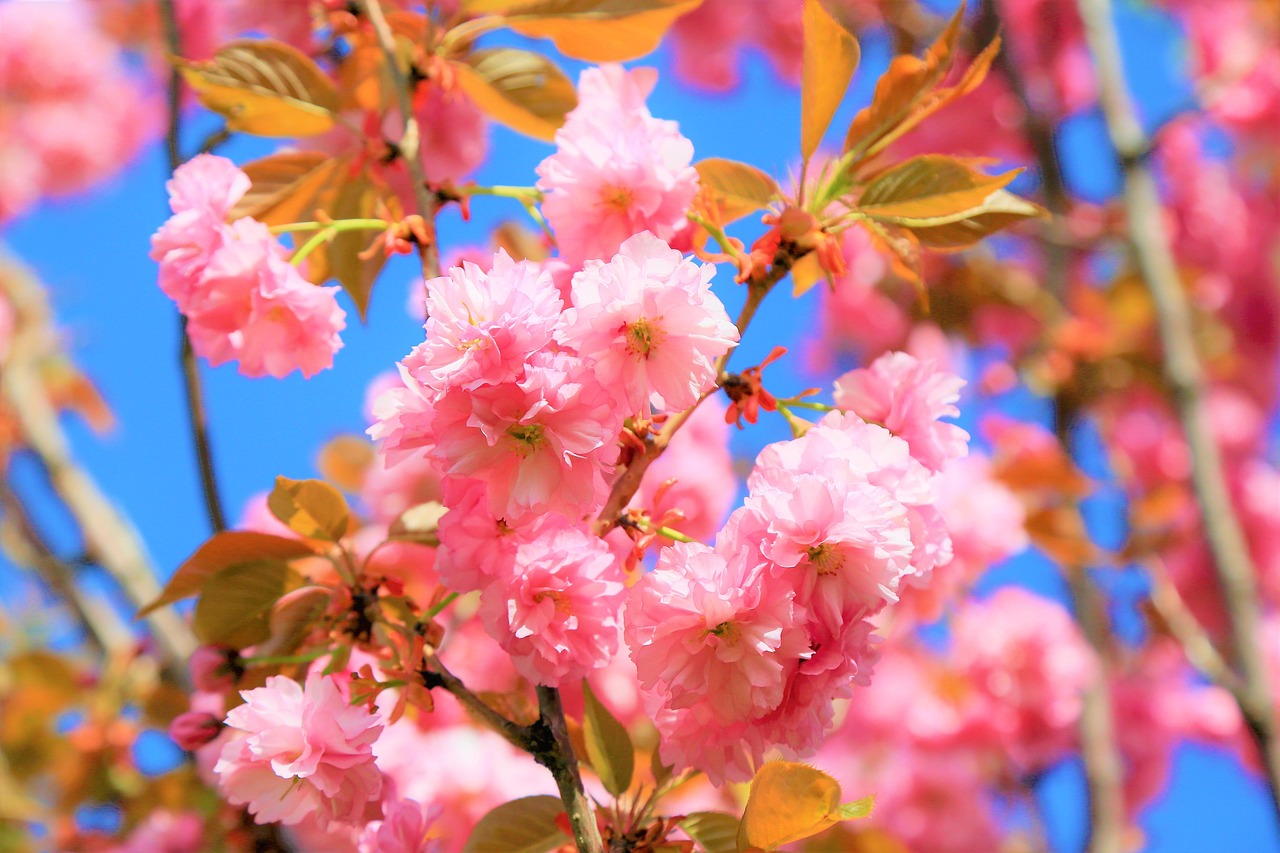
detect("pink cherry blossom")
[358,798,441,853]
[414,251,563,393]
[626,541,809,722]
[557,232,739,413]
[478,520,625,686]
[536,65,698,266]
[834,351,969,473]
[429,352,620,524]
[213,674,383,828]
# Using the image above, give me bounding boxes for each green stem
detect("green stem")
[425,591,460,620]
[289,219,390,267]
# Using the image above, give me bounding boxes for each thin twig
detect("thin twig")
[1075,0,1280,817]
[158,0,228,534]
[362,0,441,279]
[535,686,605,853]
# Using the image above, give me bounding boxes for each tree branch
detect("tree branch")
[1075,0,1280,815]
[158,0,228,535]
[535,686,605,853]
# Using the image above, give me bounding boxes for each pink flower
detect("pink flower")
[213,674,383,828]
[558,232,739,413]
[185,219,346,378]
[834,351,969,472]
[626,541,809,722]
[479,520,625,686]
[368,363,438,468]
[536,65,698,266]
[151,154,250,312]
[108,809,205,853]
[415,251,563,393]
[429,353,620,524]
[358,798,441,853]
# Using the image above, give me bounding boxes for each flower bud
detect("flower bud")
[189,645,236,693]
[168,711,222,751]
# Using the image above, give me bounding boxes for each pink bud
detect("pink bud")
[189,645,236,693]
[168,711,222,751]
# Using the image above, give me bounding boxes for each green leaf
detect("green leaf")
[193,559,299,649]
[902,189,1047,251]
[462,795,567,853]
[268,476,351,542]
[176,39,340,137]
[835,796,875,820]
[139,531,315,617]
[679,811,739,853]
[452,49,577,142]
[581,680,634,797]
[857,155,1019,221]
[695,158,781,223]
[801,0,860,160]
[251,585,332,659]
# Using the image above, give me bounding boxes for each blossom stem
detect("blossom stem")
[424,590,460,619]
[1077,0,1280,820]
[288,219,391,267]
[362,0,441,278]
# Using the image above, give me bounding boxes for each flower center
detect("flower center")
[707,620,741,645]
[806,543,845,576]
[506,423,545,456]
[535,589,573,616]
[623,317,664,356]
[600,184,633,211]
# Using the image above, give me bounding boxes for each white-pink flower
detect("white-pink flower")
[834,351,969,472]
[415,251,563,393]
[213,674,383,828]
[479,520,625,686]
[429,352,620,523]
[536,65,699,266]
[626,541,808,723]
[558,232,738,413]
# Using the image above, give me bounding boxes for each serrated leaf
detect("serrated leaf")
[836,796,875,820]
[695,158,780,223]
[582,680,634,797]
[389,501,448,545]
[462,795,567,853]
[474,0,704,62]
[139,531,315,616]
[801,0,860,160]
[738,762,870,852]
[177,39,340,137]
[452,49,577,142]
[905,190,1047,250]
[857,156,1019,220]
[268,476,351,542]
[229,151,346,227]
[680,812,739,853]
[193,560,299,649]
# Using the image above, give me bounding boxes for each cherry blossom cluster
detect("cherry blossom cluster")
[150,155,346,378]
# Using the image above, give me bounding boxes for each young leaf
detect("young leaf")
[251,586,333,660]
[452,49,578,142]
[738,762,871,852]
[229,151,346,227]
[461,795,567,853]
[139,531,315,616]
[318,171,393,320]
[267,476,352,542]
[176,40,340,137]
[581,679,635,797]
[193,559,299,649]
[695,158,781,224]
[790,251,827,298]
[857,156,1019,221]
[494,0,704,62]
[316,434,375,493]
[905,189,1047,250]
[801,0,860,161]
[389,501,448,546]
[679,812,739,853]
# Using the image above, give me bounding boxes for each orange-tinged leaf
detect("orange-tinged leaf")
[739,762,866,851]
[193,559,300,649]
[695,158,781,223]
[499,0,705,62]
[252,585,333,659]
[230,151,347,227]
[581,680,634,797]
[339,37,392,112]
[858,156,1019,221]
[801,0,860,160]
[176,39,340,137]
[317,434,375,493]
[679,812,739,853]
[268,476,351,542]
[318,170,391,320]
[1026,506,1098,567]
[790,250,827,297]
[139,531,316,616]
[906,189,1047,250]
[451,49,577,142]
[388,501,447,546]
